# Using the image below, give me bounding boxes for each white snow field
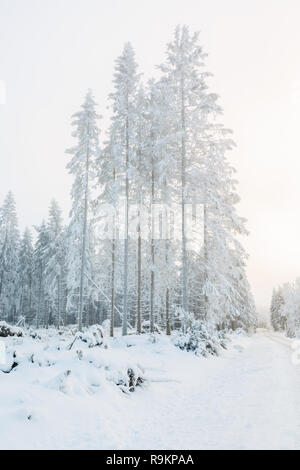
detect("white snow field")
[0,328,300,450]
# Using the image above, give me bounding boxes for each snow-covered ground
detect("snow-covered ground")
[0,328,300,450]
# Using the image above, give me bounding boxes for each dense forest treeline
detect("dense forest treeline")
[0,26,256,335]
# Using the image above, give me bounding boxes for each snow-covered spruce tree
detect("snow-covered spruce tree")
[44,200,67,328]
[66,90,101,331]
[222,246,256,331]
[0,191,20,322]
[18,228,34,323]
[109,43,140,336]
[198,141,257,329]
[143,79,178,334]
[270,289,278,329]
[149,83,158,334]
[96,76,176,336]
[158,25,217,317]
[202,142,256,330]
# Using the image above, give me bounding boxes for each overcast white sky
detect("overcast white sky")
[0,0,300,312]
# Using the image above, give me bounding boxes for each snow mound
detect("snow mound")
[0,327,145,397]
[173,314,227,357]
[68,325,107,350]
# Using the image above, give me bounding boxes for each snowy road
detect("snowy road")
[1,330,300,450]
[120,330,300,450]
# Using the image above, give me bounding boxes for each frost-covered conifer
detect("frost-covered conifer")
[45,200,67,328]
[66,90,101,331]
[0,191,20,321]
[109,43,140,335]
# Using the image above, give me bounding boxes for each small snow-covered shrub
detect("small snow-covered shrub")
[81,325,106,347]
[141,320,161,334]
[68,325,107,350]
[173,313,226,357]
[0,321,24,338]
[115,366,145,393]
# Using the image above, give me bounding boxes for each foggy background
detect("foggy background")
[0,0,300,313]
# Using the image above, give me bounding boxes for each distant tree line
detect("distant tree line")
[270,280,300,337]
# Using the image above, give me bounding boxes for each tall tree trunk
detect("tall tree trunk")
[0,232,8,302]
[110,168,116,338]
[0,269,4,300]
[36,272,42,329]
[78,123,90,332]
[122,115,129,336]
[163,179,171,335]
[57,275,61,329]
[203,200,208,319]
[150,156,155,334]
[181,76,188,313]
[165,235,171,336]
[166,286,171,336]
[110,234,116,337]
[19,288,23,319]
[28,272,32,324]
[136,139,142,335]
[137,212,142,334]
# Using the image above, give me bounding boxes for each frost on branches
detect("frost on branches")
[0,26,256,354]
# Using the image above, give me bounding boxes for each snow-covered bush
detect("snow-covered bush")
[115,367,145,393]
[270,279,300,338]
[68,325,107,350]
[0,321,24,338]
[141,321,161,334]
[173,312,226,357]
